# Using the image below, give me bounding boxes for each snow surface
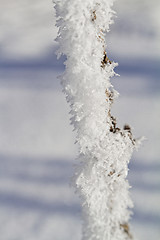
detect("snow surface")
[0,0,160,239]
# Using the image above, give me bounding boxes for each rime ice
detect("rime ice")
[54,0,140,239]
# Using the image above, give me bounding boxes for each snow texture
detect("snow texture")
[54,0,141,239]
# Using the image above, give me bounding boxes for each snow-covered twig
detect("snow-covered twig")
[54,0,142,239]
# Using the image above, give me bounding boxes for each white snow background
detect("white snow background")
[0,0,160,239]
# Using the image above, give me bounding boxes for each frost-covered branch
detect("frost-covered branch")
[54,0,141,239]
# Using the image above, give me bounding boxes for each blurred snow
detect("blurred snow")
[0,0,160,239]
[0,0,57,59]
[107,0,160,59]
[0,69,76,159]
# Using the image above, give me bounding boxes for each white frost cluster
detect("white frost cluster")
[54,0,139,239]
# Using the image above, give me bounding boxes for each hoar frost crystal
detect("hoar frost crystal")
[54,0,142,239]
